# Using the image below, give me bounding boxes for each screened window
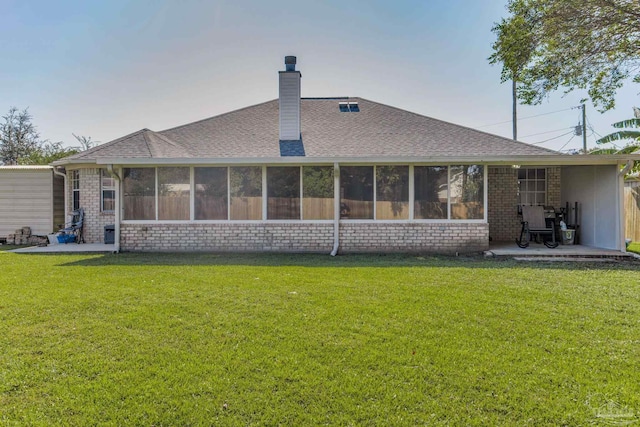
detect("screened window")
[340,166,373,219]
[101,170,115,212]
[230,167,262,220]
[414,166,448,219]
[158,167,190,220]
[303,166,334,220]
[450,165,484,220]
[195,167,228,220]
[71,170,80,211]
[267,167,300,220]
[123,168,156,220]
[376,166,409,219]
[518,168,546,205]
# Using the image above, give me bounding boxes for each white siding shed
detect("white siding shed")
[0,166,65,238]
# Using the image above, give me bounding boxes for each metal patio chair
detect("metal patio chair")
[516,205,558,248]
[58,208,85,244]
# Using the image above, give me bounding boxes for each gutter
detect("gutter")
[52,167,68,222]
[330,162,340,256]
[94,153,640,167]
[106,164,121,253]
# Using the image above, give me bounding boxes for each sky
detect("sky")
[2,0,638,153]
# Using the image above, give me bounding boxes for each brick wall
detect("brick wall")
[121,223,334,252]
[66,168,115,243]
[339,223,488,253]
[488,167,520,242]
[488,166,562,242]
[120,222,489,253]
[547,167,561,207]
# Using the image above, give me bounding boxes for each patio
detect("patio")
[7,241,638,260]
[9,243,117,254]
[487,241,637,260]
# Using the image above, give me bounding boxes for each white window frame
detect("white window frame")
[101,169,116,213]
[518,167,547,206]
[71,170,80,211]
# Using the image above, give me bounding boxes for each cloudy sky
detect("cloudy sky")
[2,0,638,152]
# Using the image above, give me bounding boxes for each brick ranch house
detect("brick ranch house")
[52,56,639,254]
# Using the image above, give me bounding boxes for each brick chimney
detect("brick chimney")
[279,56,301,141]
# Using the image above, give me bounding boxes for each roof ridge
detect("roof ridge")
[142,130,154,158]
[159,99,277,134]
[144,129,186,158]
[356,97,560,155]
[302,97,351,100]
[53,128,152,164]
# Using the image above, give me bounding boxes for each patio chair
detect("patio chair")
[58,208,85,244]
[516,205,558,249]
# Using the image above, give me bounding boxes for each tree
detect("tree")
[19,142,78,165]
[489,2,538,139]
[591,107,640,177]
[490,0,640,112]
[0,107,86,165]
[0,107,43,165]
[72,133,98,151]
[596,107,640,145]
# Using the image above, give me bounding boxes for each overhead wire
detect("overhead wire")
[557,134,576,152]
[519,127,573,138]
[528,130,575,145]
[477,107,575,128]
[586,113,622,149]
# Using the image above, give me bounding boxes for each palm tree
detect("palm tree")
[593,107,640,177]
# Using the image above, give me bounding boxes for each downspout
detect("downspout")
[106,164,121,253]
[53,166,68,222]
[330,162,340,256]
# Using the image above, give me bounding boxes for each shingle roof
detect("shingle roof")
[60,97,558,163]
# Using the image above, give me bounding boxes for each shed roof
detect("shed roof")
[0,165,53,170]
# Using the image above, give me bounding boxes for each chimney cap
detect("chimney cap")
[284,56,297,71]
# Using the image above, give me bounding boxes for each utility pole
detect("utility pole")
[582,104,587,153]
[512,79,517,140]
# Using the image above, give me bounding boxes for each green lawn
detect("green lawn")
[627,242,640,254]
[1,252,639,426]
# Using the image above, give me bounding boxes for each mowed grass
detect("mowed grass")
[0,252,639,426]
[627,242,640,254]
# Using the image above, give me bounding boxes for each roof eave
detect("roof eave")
[51,158,98,166]
[92,154,640,166]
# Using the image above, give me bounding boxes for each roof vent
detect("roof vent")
[339,101,359,112]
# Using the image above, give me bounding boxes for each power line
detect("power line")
[586,114,623,149]
[528,130,575,145]
[477,108,575,128]
[558,134,576,152]
[520,127,573,138]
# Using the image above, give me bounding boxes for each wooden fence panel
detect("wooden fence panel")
[625,187,640,242]
[376,201,409,220]
[303,198,334,220]
[230,197,262,220]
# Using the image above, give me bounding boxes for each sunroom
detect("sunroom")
[119,164,484,223]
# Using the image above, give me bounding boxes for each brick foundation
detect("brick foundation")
[120,222,489,253]
[339,222,488,253]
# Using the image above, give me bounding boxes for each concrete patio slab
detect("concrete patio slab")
[10,243,117,254]
[486,241,634,259]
